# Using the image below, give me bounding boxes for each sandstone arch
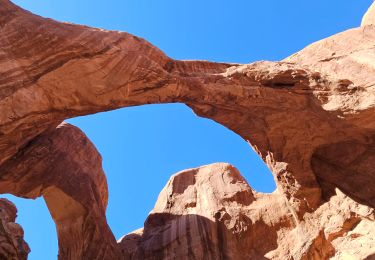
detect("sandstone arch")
[0,0,374,259]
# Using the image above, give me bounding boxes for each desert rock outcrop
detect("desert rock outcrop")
[120,163,374,260]
[0,0,374,259]
[0,199,29,260]
[0,123,121,259]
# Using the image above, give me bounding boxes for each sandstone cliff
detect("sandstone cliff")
[0,0,374,259]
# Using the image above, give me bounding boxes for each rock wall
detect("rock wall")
[0,0,374,259]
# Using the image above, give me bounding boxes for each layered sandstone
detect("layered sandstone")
[0,0,374,259]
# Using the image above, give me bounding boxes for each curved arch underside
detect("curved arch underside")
[0,0,374,259]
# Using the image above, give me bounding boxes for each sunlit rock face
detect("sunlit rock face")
[118,163,285,260]
[0,0,374,259]
[120,163,374,260]
[362,1,375,26]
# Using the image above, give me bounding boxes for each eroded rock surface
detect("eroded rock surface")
[0,199,29,260]
[120,163,374,260]
[0,0,374,259]
[119,163,282,259]
[0,123,121,259]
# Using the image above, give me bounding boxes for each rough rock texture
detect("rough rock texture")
[119,163,278,260]
[0,0,374,259]
[119,163,374,260]
[0,123,121,259]
[0,199,29,260]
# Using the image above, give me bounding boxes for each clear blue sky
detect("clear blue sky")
[5,1,372,259]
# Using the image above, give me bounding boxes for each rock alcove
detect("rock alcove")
[0,0,374,259]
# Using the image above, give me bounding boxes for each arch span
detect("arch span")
[67,103,276,237]
[0,0,374,259]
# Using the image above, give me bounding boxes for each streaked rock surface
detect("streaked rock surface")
[0,0,374,259]
[0,123,121,259]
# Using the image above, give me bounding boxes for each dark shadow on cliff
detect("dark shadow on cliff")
[311,135,375,208]
[119,213,278,260]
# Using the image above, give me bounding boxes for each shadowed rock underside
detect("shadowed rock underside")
[0,0,374,259]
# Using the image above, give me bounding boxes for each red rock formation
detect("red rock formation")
[0,198,29,259]
[0,0,374,259]
[119,163,278,259]
[0,123,121,259]
[119,163,374,260]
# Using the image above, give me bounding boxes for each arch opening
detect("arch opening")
[67,103,276,239]
[0,103,276,259]
[1,194,58,260]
